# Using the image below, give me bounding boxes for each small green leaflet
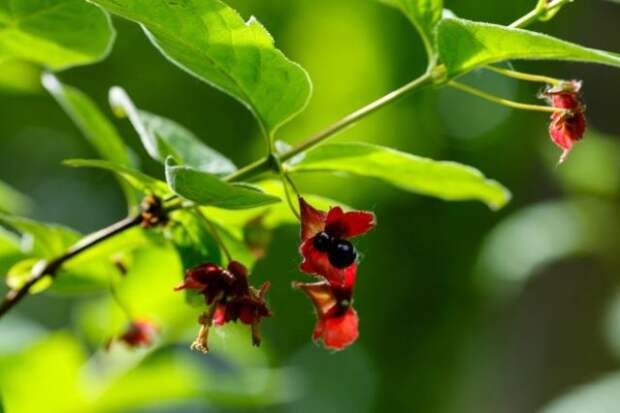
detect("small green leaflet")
[0,214,80,258]
[380,0,443,54]
[165,209,221,270]
[0,180,32,215]
[288,142,511,210]
[63,159,170,197]
[437,18,620,79]
[92,0,312,136]
[43,75,139,207]
[109,86,236,175]
[165,158,281,210]
[0,0,115,70]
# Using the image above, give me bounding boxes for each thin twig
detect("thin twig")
[448,81,565,114]
[0,214,142,317]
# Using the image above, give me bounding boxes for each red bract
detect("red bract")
[107,319,158,350]
[299,197,375,288]
[543,80,587,163]
[293,280,358,351]
[176,261,271,352]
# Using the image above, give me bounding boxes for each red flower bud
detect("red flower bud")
[107,319,158,350]
[543,80,587,163]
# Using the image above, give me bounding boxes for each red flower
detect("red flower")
[299,197,375,288]
[293,280,358,351]
[176,261,271,352]
[543,80,587,163]
[106,319,158,350]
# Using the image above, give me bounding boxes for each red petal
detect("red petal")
[321,308,359,350]
[299,197,326,241]
[325,207,376,239]
[312,318,325,341]
[212,304,228,326]
[299,239,357,288]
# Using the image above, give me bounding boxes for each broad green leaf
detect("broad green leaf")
[43,75,139,207]
[437,18,620,79]
[0,60,41,94]
[540,372,620,413]
[0,214,80,258]
[0,334,87,413]
[165,159,281,210]
[0,180,32,215]
[165,209,221,270]
[380,0,443,53]
[64,159,170,197]
[0,0,115,70]
[0,227,23,275]
[91,0,312,135]
[109,86,236,175]
[288,142,510,210]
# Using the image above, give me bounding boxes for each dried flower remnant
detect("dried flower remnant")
[176,261,271,353]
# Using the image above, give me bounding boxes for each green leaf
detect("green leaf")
[0,334,87,413]
[43,75,139,207]
[165,209,221,269]
[0,0,115,70]
[0,214,80,258]
[0,180,32,215]
[0,227,24,276]
[380,0,443,53]
[63,159,170,197]
[109,86,236,175]
[288,142,511,210]
[165,158,281,210]
[91,0,312,135]
[437,18,620,79]
[0,60,41,94]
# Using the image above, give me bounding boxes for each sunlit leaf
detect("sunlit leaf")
[109,86,237,175]
[288,142,511,210]
[64,159,170,197]
[165,159,281,210]
[43,74,139,206]
[0,0,115,70]
[0,334,87,413]
[165,209,221,269]
[0,180,32,215]
[379,0,443,53]
[0,60,41,94]
[0,227,24,276]
[0,214,80,258]
[437,18,620,79]
[91,0,312,135]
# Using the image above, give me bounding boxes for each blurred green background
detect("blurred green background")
[2,0,620,412]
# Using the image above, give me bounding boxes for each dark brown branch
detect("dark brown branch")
[0,214,142,318]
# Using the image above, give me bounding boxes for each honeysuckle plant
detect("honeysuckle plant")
[1,0,620,356]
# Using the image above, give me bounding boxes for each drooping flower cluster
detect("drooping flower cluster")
[105,319,159,350]
[294,197,375,350]
[175,261,271,353]
[542,80,587,163]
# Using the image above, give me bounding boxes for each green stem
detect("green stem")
[485,66,562,86]
[448,81,565,114]
[510,0,573,29]
[280,70,434,162]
